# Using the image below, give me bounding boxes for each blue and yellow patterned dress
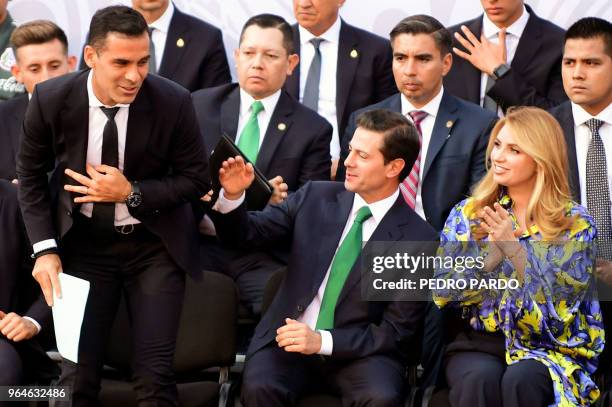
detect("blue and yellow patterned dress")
[434,194,605,406]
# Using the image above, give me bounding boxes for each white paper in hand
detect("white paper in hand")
[52,273,90,363]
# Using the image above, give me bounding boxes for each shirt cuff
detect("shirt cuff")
[32,239,57,254]
[212,189,245,214]
[23,317,41,334]
[317,330,333,355]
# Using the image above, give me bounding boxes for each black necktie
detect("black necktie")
[302,38,323,111]
[586,118,612,260]
[91,106,120,233]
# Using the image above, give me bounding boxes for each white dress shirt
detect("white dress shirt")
[148,1,174,72]
[479,5,529,113]
[80,70,138,226]
[235,88,282,148]
[214,188,400,355]
[572,102,612,214]
[400,87,444,221]
[298,18,341,159]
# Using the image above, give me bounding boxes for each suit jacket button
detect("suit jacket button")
[297,305,304,313]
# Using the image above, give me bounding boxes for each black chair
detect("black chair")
[98,272,238,407]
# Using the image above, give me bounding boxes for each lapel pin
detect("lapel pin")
[446,120,454,128]
[176,38,185,48]
[278,123,287,131]
[350,49,358,58]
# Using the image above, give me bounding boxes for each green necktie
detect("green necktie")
[316,206,373,330]
[237,100,264,163]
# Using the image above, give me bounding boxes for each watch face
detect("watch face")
[127,193,142,208]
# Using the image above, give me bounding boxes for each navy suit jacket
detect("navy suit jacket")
[192,83,332,191]
[0,93,28,181]
[549,101,581,200]
[285,20,396,141]
[213,181,438,360]
[78,6,231,92]
[337,92,497,231]
[444,5,567,112]
[17,70,209,276]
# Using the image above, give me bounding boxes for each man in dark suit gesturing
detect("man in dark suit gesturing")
[286,0,396,177]
[17,6,208,405]
[445,0,566,114]
[337,15,497,392]
[212,109,437,406]
[79,0,231,92]
[193,14,332,314]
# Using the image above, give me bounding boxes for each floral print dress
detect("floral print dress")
[434,194,605,406]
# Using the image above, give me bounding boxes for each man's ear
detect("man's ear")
[83,45,96,69]
[10,63,23,84]
[67,55,77,72]
[386,158,405,180]
[286,53,299,75]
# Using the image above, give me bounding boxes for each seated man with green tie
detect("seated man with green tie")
[211,109,438,406]
[192,14,332,315]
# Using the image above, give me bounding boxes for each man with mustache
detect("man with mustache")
[17,5,208,405]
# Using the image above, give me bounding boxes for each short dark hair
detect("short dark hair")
[239,14,295,55]
[87,5,148,50]
[355,109,420,181]
[565,17,612,57]
[10,20,68,58]
[390,15,452,56]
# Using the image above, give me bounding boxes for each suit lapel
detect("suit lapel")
[255,91,293,175]
[157,9,188,79]
[464,17,484,103]
[422,92,459,180]
[123,81,153,178]
[220,87,240,142]
[311,189,354,296]
[284,26,301,99]
[60,73,90,178]
[558,102,580,200]
[336,195,407,307]
[336,21,359,131]
[509,6,542,78]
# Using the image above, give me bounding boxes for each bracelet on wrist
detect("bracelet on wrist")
[506,244,522,261]
[31,247,59,259]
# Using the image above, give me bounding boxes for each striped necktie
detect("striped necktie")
[400,110,427,208]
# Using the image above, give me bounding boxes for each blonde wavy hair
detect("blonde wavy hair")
[470,107,575,240]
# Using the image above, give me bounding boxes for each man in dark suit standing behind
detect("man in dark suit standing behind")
[286,0,396,178]
[79,0,231,92]
[445,0,566,114]
[17,6,209,405]
[549,16,612,387]
[192,14,332,314]
[0,20,76,182]
[212,109,437,406]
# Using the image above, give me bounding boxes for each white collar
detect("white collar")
[239,87,281,117]
[571,101,612,127]
[87,70,130,108]
[352,188,400,225]
[148,1,174,34]
[299,16,342,46]
[482,4,529,39]
[401,86,444,118]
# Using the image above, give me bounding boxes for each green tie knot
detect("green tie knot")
[251,100,264,116]
[354,206,372,225]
